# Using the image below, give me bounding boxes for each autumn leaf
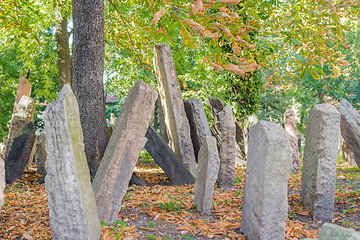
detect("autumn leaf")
[218,0,240,3]
[193,0,203,14]
[243,62,260,72]
[235,36,256,48]
[225,64,245,76]
[202,55,213,65]
[182,18,206,38]
[209,61,224,73]
[151,9,166,26]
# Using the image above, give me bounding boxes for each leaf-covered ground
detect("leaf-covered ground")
[0,160,359,239]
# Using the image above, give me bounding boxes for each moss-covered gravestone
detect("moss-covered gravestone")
[44,84,100,240]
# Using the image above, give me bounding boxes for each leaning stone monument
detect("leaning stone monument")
[241,120,292,240]
[194,136,219,215]
[0,157,4,208]
[44,84,101,240]
[300,103,340,221]
[154,43,196,176]
[93,80,157,223]
[337,98,360,168]
[284,109,300,172]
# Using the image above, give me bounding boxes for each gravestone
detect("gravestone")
[12,76,31,116]
[154,43,196,175]
[44,84,101,240]
[184,98,212,160]
[5,122,35,184]
[300,104,340,221]
[194,136,219,215]
[36,134,47,177]
[337,98,360,168]
[0,157,4,208]
[284,109,300,172]
[318,223,360,240]
[93,80,158,223]
[241,120,292,240]
[5,96,35,158]
[145,126,195,185]
[218,106,236,190]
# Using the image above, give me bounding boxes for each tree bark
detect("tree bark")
[55,16,71,90]
[71,0,108,180]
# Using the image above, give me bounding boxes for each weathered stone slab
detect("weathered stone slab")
[337,99,360,168]
[194,136,219,215]
[284,109,300,173]
[184,98,212,160]
[5,96,35,158]
[318,223,360,240]
[241,120,292,240]
[300,103,340,221]
[218,107,236,190]
[93,80,158,223]
[36,134,47,176]
[0,157,5,208]
[12,76,31,116]
[145,126,195,185]
[5,122,35,184]
[154,43,196,175]
[44,84,101,240]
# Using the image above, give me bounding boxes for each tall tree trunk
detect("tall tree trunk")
[71,0,108,180]
[55,16,71,89]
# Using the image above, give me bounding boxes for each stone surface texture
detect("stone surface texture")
[284,109,300,172]
[93,80,158,223]
[5,96,35,158]
[145,126,195,185]
[154,43,196,175]
[12,76,31,116]
[44,84,101,240]
[218,106,236,190]
[337,98,360,168]
[300,103,340,221]
[5,122,35,184]
[318,223,360,240]
[0,157,4,208]
[241,120,292,240]
[194,136,219,215]
[36,134,47,176]
[184,98,212,160]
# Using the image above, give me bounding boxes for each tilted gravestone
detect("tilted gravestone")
[301,103,340,221]
[12,76,31,117]
[36,134,47,180]
[93,80,158,223]
[337,98,360,168]
[0,157,5,208]
[5,95,35,158]
[284,109,300,172]
[241,120,292,240]
[184,98,212,160]
[194,136,219,215]
[5,122,35,184]
[154,43,196,176]
[145,126,195,185]
[44,84,101,240]
[218,107,236,190]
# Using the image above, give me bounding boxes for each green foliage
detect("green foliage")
[158,195,184,213]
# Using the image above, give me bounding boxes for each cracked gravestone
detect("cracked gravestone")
[44,84,101,240]
[300,103,340,221]
[93,80,158,223]
[284,109,300,173]
[241,120,292,240]
[145,126,195,185]
[194,136,219,215]
[154,43,196,176]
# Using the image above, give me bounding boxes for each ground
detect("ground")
[0,158,359,240]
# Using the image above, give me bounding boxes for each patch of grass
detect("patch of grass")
[145,234,158,239]
[147,220,156,228]
[158,195,184,213]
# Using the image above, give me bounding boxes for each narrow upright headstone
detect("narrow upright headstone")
[184,98,212,160]
[154,43,196,175]
[337,99,360,168]
[241,120,292,240]
[93,80,158,223]
[218,107,236,190]
[194,136,219,215]
[0,157,5,208]
[284,109,300,172]
[44,84,101,240]
[318,223,360,240]
[5,96,35,158]
[12,76,31,116]
[36,134,47,177]
[300,104,340,221]
[5,122,35,184]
